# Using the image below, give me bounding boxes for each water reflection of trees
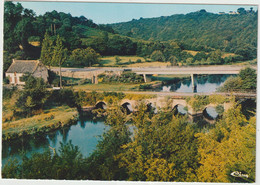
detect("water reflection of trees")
[182,79,191,86]
[169,82,181,91]
[48,131,59,146]
[2,135,50,157]
[60,126,71,143]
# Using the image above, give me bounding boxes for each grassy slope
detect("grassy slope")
[2,105,78,140]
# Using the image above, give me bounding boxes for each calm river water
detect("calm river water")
[2,117,109,167]
[159,74,234,93]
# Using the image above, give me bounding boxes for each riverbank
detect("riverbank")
[2,105,78,141]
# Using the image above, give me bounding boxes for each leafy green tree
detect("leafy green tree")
[115,55,121,65]
[169,55,178,66]
[85,106,131,180]
[69,47,100,67]
[16,74,48,115]
[239,67,257,90]
[150,50,165,62]
[4,2,23,53]
[117,103,199,181]
[196,106,255,182]
[219,67,256,92]
[40,32,53,68]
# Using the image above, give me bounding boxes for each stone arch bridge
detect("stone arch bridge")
[84,96,234,121]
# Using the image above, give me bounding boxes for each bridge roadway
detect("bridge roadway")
[52,65,257,75]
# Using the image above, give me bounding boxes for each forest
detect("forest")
[3,2,258,74]
[111,9,257,59]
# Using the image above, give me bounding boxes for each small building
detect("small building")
[6,59,49,85]
[219,12,226,15]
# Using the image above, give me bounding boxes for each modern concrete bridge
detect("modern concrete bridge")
[51,65,256,91]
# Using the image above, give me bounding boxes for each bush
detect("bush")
[3,77,10,84]
[78,78,91,85]
[139,84,152,90]
[98,72,144,83]
[47,89,78,108]
[136,59,142,63]
[3,86,17,100]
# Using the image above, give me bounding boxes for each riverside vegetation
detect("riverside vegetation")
[2,68,257,182]
[2,100,256,182]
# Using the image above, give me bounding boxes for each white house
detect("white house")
[6,59,49,85]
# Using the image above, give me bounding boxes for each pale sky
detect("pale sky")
[18,1,258,24]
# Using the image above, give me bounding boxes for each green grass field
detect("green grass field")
[73,83,140,91]
[100,56,146,66]
[2,105,78,140]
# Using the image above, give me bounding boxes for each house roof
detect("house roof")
[6,59,43,73]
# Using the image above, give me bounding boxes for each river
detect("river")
[2,74,234,167]
[157,74,234,93]
[2,117,109,167]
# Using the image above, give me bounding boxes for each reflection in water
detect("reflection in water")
[2,117,109,167]
[176,105,188,115]
[160,74,235,93]
[205,107,218,119]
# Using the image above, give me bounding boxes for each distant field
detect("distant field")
[73,83,140,91]
[98,56,176,68]
[100,56,147,66]
[128,61,171,67]
[184,49,238,59]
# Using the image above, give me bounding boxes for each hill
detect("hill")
[111,10,258,60]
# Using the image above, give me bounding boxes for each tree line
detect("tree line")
[4,2,255,73]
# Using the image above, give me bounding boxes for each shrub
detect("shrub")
[139,84,152,90]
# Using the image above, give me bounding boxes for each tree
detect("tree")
[116,103,199,181]
[169,55,178,66]
[16,74,48,115]
[4,2,23,53]
[196,106,256,182]
[237,8,246,14]
[52,35,68,88]
[115,56,121,65]
[40,32,53,68]
[239,67,257,90]
[69,47,100,67]
[150,50,165,62]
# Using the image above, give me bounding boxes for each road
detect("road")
[51,65,257,75]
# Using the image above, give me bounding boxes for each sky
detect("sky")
[18,1,258,24]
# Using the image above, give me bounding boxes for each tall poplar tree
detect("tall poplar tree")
[40,32,53,68]
[52,35,67,88]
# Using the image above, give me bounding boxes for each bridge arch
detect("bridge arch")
[172,104,188,115]
[202,105,219,121]
[95,101,107,109]
[121,102,133,114]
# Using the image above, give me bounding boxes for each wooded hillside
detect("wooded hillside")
[111,9,258,60]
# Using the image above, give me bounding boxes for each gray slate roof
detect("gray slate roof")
[6,60,40,73]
